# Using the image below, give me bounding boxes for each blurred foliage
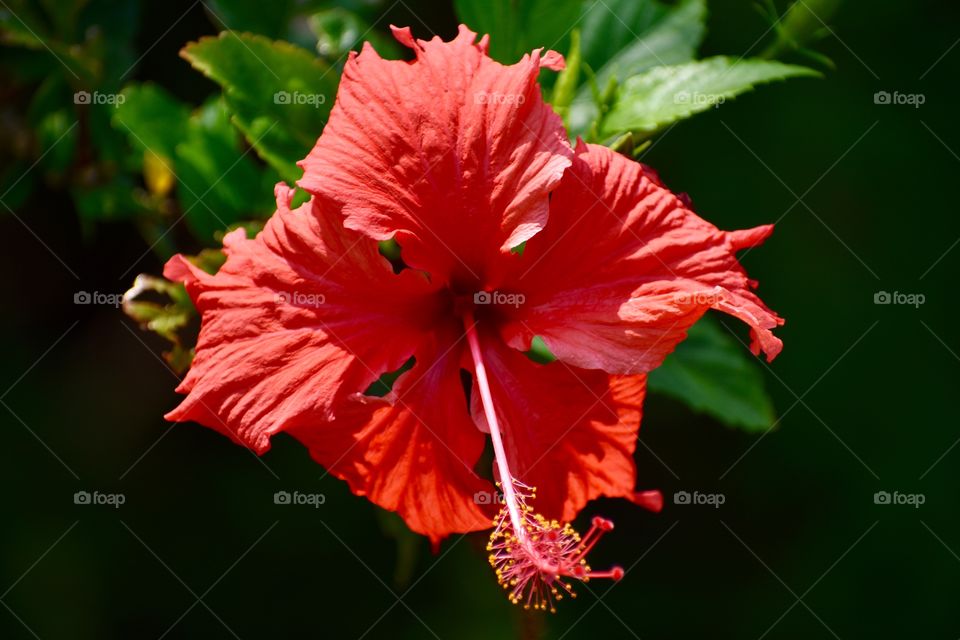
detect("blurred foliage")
[760,0,842,66]
[0,0,829,461]
[309,7,402,60]
[180,31,338,183]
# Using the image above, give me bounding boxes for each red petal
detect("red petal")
[164,184,438,453]
[631,489,664,513]
[298,24,573,285]
[469,332,648,522]
[288,323,493,543]
[499,142,784,373]
[539,49,565,71]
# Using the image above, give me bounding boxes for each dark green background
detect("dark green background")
[2,0,957,638]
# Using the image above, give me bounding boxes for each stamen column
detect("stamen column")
[463,310,529,545]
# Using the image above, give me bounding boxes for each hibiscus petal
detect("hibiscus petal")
[298,24,573,285]
[165,184,439,453]
[498,142,784,374]
[470,332,649,522]
[288,324,493,543]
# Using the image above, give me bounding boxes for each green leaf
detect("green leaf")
[581,0,706,87]
[602,56,820,137]
[180,31,338,183]
[453,0,582,64]
[113,83,191,160]
[648,316,776,431]
[568,0,707,137]
[174,98,276,242]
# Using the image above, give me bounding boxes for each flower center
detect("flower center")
[462,311,624,612]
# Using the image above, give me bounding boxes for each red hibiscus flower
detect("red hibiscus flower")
[164,25,783,610]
